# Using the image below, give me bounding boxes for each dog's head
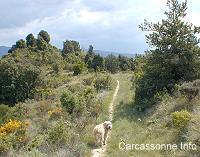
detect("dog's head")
[103,121,112,130]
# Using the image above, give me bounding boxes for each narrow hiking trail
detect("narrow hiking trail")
[91,80,120,157]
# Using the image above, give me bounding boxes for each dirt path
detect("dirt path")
[91,80,120,157]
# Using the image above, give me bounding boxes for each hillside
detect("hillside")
[1,0,200,157]
[83,48,136,58]
[0,30,135,156]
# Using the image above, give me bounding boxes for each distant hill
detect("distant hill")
[0,46,10,57]
[83,48,135,58]
[0,46,136,58]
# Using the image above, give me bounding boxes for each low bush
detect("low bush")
[60,90,86,116]
[73,62,84,75]
[0,119,29,154]
[171,110,191,128]
[94,74,113,91]
[47,121,70,145]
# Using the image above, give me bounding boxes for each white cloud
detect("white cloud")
[0,0,200,53]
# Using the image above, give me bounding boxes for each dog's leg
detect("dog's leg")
[103,131,108,145]
[100,133,104,147]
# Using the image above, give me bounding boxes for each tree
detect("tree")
[85,45,95,68]
[135,0,200,108]
[105,54,119,73]
[92,54,104,71]
[8,44,16,53]
[73,62,85,75]
[26,33,36,47]
[38,30,50,43]
[71,40,81,53]
[0,58,41,105]
[37,37,48,51]
[16,39,26,49]
[118,55,130,71]
[88,45,94,54]
[62,40,81,57]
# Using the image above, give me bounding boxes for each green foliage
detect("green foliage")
[105,54,119,73]
[37,37,48,51]
[60,90,81,114]
[62,40,81,56]
[26,33,36,47]
[38,30,50,43]
[52,62,63,74]
[94,74,113,91]
[0,105,9,124]
[73,62,84,75]
[135,0,200,108]
[92,54,104,71]
[0,58,41,104]
[16,39,26,49]
[85,45,95,69]
[47,121,70,144]
[172,110,191,128]
[118,55,130,71]
[88,45,94,54]
[3,104,30,122]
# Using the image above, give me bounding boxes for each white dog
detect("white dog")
[93,121,112,147]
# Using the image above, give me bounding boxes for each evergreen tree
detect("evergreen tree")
[92,54,104,71]
[85,45,95,68]
[38,30,50,43]
[16,39,26,49]
[136,0,200,108]
[26,33,36,47]
[62,40,81,57]
[105,54,120,73]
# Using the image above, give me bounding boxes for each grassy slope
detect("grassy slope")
[106,73,167,157]
[106,73,200,157]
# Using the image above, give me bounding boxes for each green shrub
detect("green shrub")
[47,121,70,144]
[0,58,41,105]
[60,90,86,115]
[73,62,84,75]
[171,110,191,128]
[60,91,77,114]
[52,63,62,74]
[94,74,113,91]
[4,104,30,121]
[0,135,12,155]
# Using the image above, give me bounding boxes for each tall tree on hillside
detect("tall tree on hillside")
[135,0,200,108]
[92,54,104,71]
[88,45,94,54]
[105,54,120,73]
[16,39,26,49]
[118,55,130,71]
[85,45,95,68]
[26,33,36,47]
[37,36,48,51]
[38,30,50,43]
[62,40,81,57]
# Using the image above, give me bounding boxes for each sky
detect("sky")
[0,0,200,54]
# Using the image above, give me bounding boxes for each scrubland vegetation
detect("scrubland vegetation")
[0,27,133,156]
[1,0,200,157]
[107,0,200,157]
